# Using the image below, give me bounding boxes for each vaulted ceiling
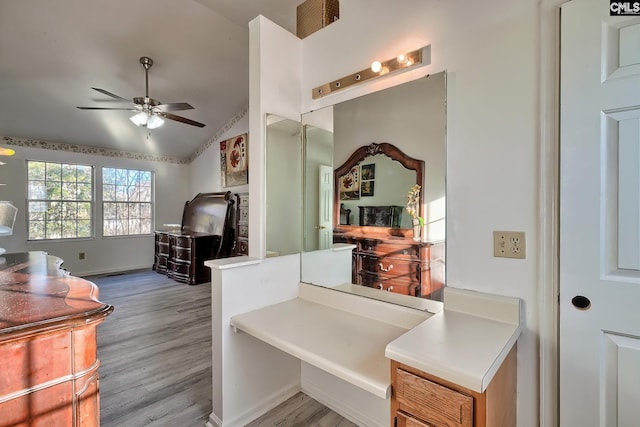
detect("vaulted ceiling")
[0,0,300,160]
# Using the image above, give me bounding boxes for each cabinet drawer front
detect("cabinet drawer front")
[238,193,249,207]
[172,246,192,261]
[237,224,249,238]
[238,206,249,222]
[358,240,422,260]
[395,368,473,427]
[360,255,420,278]
[236,238,248,255]
[168,261,190,275]
[396,411,435,427]
[171,235,192,247]
[156,241,169,255]
[156,232,169,243]
[359,273,416,295]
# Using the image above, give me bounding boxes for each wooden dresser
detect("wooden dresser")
[0,251,113,427]
[334,230,444,299]
[234,192,249,256]
[166,232,219,285]
[153,192,236,285]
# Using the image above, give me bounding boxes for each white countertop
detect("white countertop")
[230,295,418,399]
[385,287,522,393]
[231,283,521,399]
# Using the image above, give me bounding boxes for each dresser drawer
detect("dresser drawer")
[237,224,249,238]
[395,368,473,427]
[359,254,421,278]
[359,273,416,295]
[236,238,248,255]
[357,240,422,260]
[156,241,169,254]
[155,232,169,244]
[172,245,192,261]
[237,193,249,207]
[168,260,190,275]
[238,206,249,222]
[170,235,192,247]
[395,411,435,427]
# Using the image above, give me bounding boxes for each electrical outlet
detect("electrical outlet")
[493,231,526,259]
[79,252,85,260]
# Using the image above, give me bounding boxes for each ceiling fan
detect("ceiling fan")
[77,56,206,129]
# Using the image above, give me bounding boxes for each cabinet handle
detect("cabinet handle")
[378,262,394,272]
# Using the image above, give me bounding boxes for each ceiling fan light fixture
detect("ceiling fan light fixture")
[147,114,164,129]
[130,112,148,127]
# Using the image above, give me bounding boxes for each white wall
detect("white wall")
[207,255,301,427]
[0,144,189,276]
[189,113,249,196]
[248,16,303,258]
[299,1,540,425]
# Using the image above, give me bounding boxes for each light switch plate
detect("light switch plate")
[493,231,526,259]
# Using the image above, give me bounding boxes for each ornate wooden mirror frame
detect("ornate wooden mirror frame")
[333,142,425,234]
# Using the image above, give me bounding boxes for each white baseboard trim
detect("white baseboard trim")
[218,382,300,427]
[303,380,386,427]
[205,412,222,427]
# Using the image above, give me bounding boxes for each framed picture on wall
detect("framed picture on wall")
[220,133,248,187]
[339,166,360,200]
[361,180,374,197]
[361,164,375,180]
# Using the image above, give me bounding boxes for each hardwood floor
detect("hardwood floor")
[92,270,212,427]
[91,270,357,427]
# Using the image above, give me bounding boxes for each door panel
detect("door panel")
[561,1,640,425]
[318,165,332,249]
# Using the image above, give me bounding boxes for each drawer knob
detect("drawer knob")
[378,262,394,272]
[386,286,393,292]
[378,283,384,290]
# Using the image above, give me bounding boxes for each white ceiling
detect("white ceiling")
[0,0,300,160]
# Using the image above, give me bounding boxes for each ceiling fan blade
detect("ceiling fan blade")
[77,107,137,111]
[157,112,206,128]
[154,102,194,112]
[91,87,132,103]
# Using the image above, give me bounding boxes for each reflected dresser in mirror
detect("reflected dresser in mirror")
[333,142,445,300]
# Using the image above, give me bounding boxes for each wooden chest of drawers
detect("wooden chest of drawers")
[153,231,170,274]
[166,233,218,285]
[234,192,249,256]
[334,232,444,299]
[0,252,113,427]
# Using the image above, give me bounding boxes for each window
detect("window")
[102,168,153,236]
[27,161,93,240]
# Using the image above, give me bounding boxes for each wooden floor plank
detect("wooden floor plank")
[91,270,358,427]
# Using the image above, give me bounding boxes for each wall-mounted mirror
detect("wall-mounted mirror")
[300,71,446,305]
[265,114,302,257]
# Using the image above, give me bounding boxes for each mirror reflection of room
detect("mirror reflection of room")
[265,114,303,258]
[302,71,446,302]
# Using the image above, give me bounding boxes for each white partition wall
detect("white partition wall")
[206,255,301,427]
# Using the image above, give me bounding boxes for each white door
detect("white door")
[318,165,333,249]
[561,1,640,425]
